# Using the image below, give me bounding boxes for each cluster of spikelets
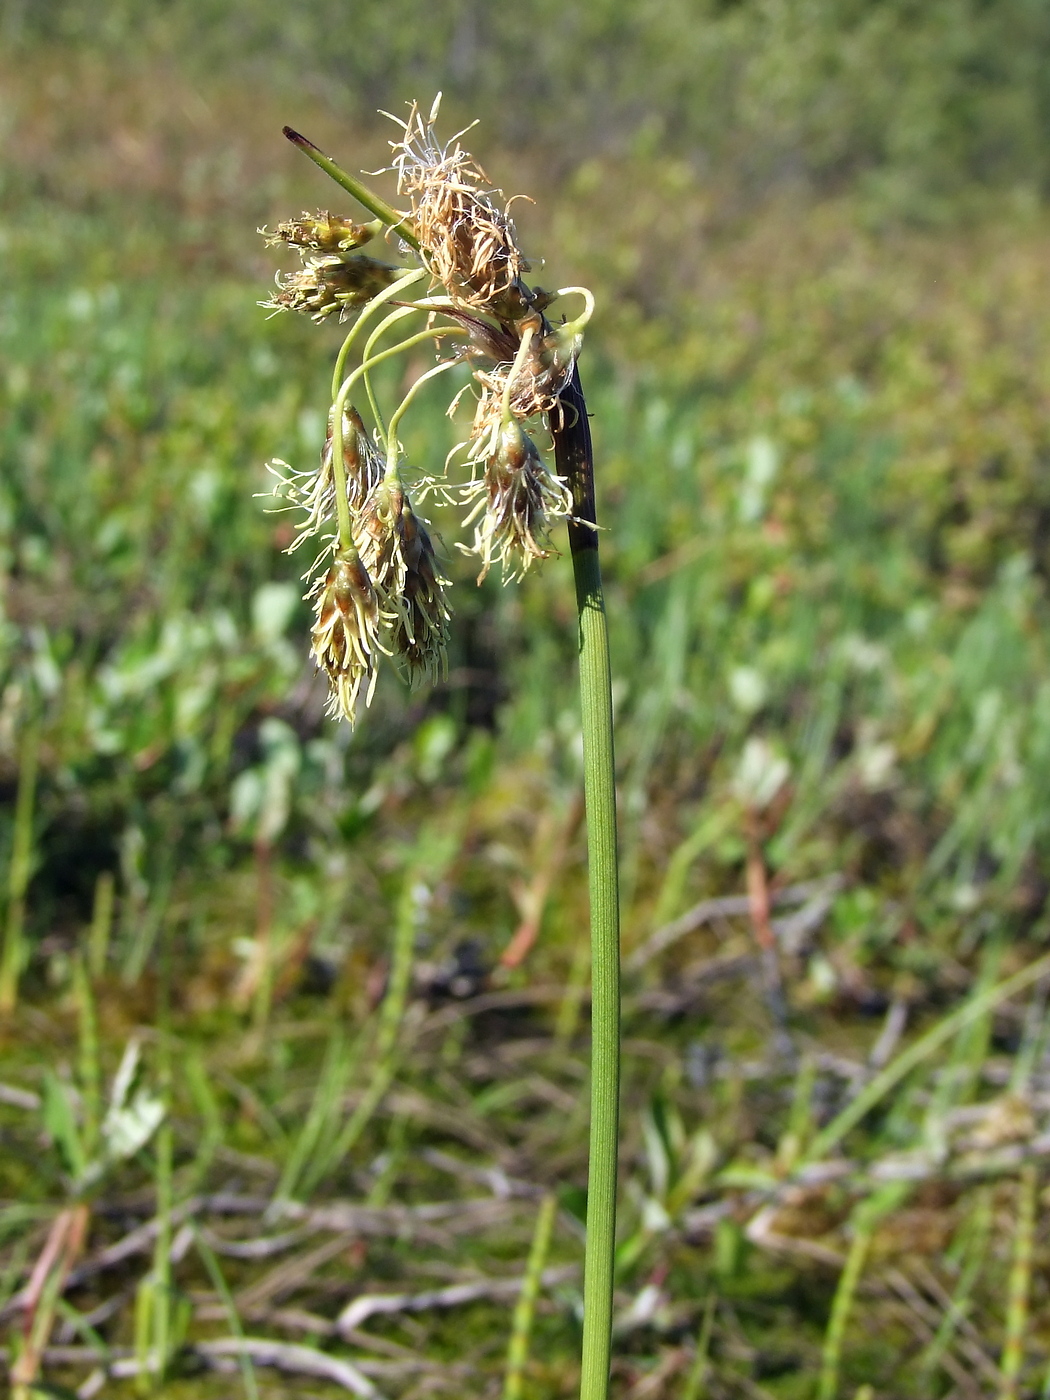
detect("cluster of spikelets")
[262,213,401,321]
[262,97,594,724]
[269,407,450,722]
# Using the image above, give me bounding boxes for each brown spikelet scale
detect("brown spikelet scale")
[389,99,529,314]
[322,406,384,516]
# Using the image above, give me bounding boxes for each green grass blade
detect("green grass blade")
[503,1193,557,1400]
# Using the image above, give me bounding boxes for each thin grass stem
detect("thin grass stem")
[365,1111,409,1207]
[326,322,466,549]
[184,1053,224,1194]
[73,952,101,1159]
[385,357,460,467]
[503,1193,557,1400]
[331,325,466,449]
[193,1226,261,1400]
[87,870,115,980]
[273,1027,363,1205]
[1000,1163,1037,1398]
[818,1185,906,1400]
[920,1184,992,1381]
[681,1292,716,1400]
[359,304,426,433]
[298,864,427,1196]
[331,268,427,401]
[55,1296,111,1366]
[141,935,176,1392]
[0,717,40,1015]
[818,1224,871,1400]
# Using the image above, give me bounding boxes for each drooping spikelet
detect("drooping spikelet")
[268,408,392,723]
[358,479,451,683]
[461,419,572,583]
[388,97,529,316]
[308,548,383,723]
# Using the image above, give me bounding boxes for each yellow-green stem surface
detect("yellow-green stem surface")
[556,369,621,1400]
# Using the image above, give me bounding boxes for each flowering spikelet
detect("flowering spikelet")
[461,419,572,583]
[263,211,379,253]
[358,479,450,683]
[321,406,385,516]
[388,97,529,315]
[309,548,383,723]
[263,254,401,323]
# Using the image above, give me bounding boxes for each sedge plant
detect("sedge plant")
[261,96,621,1398]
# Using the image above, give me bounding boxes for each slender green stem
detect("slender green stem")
[503,1193,557,1400]
[284,128,420,250]
[819,1184,907,1400]
[331,269,427,401]
[0,717,40,1015]
[818,1222,870,1400]
[271,1027,361,1206]
[553,368,620,1400]
[920,1185,991,1381]
[332,302,428,545]
[501,324,536,419]
[87,870,115,980]
[73,952,101,1158]
[193,1227,260,1400]
[682,1293,717,1400]
[361,304,425,432]
[386,358,461,467]
[333,325,466,430]
[552,286,596,334]
[151,944,175,1386]
[573,544,620,1400]
[1001,1163,1037,1397]
[299,860,425,1195]
[357,303,465,432]
[328,327,467,532]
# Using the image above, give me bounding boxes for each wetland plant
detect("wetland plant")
[263,97,621,1400]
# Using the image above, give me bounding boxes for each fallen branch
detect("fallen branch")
[337,1264,578,1335]
[627,876,844,971]
[30,1340,384,1398]
[198,1337,383,1397]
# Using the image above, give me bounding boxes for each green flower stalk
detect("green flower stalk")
[262,95,620,1400]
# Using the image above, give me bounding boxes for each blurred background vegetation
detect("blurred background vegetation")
[5,1,1050,1396]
